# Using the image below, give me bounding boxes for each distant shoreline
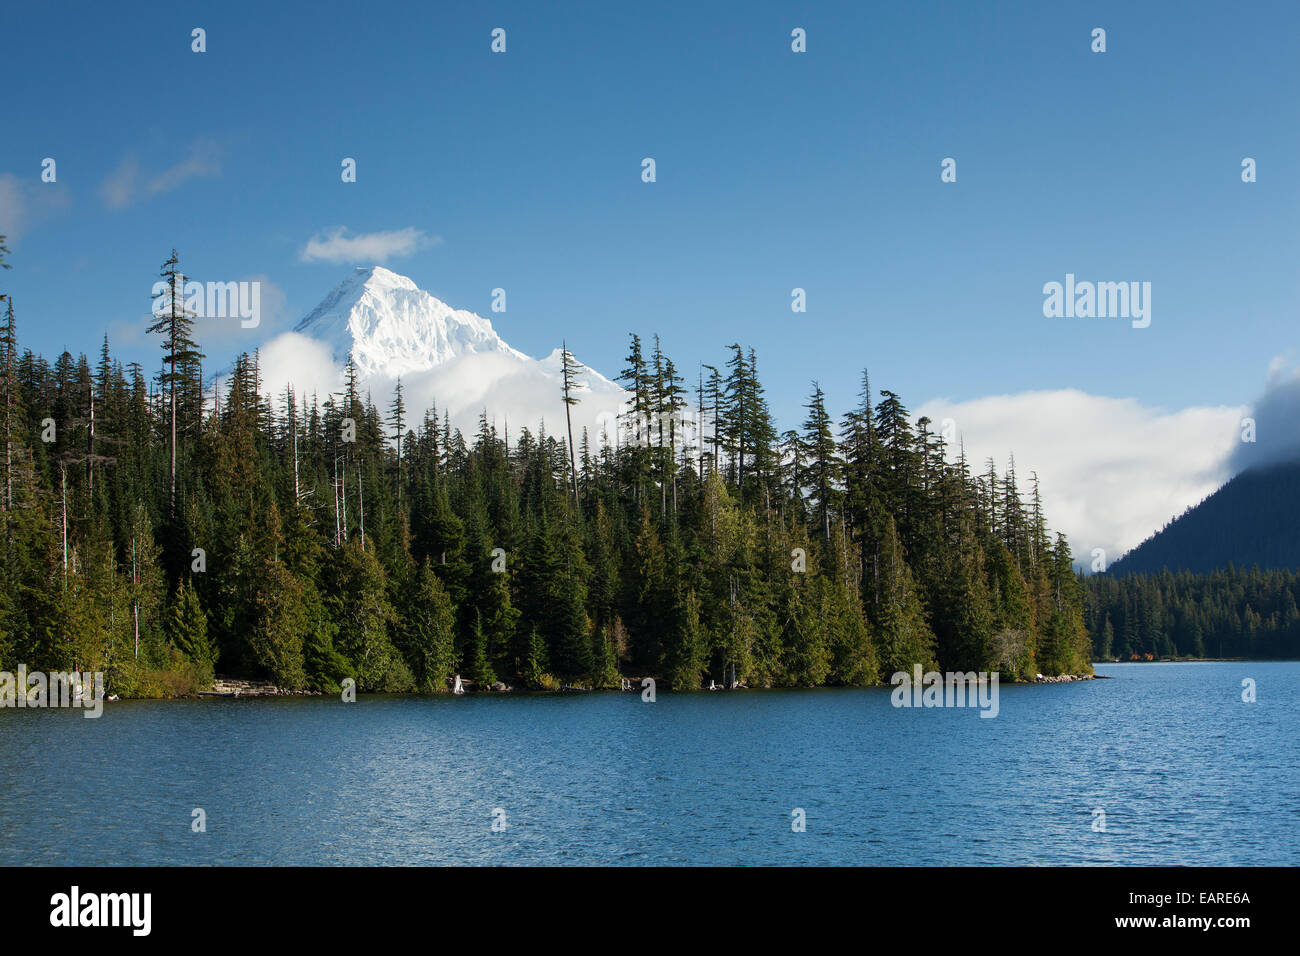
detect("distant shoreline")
[1093,657,1289,664]
[114,672,1104,701]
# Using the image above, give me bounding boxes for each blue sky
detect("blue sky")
[2,0,1298,556]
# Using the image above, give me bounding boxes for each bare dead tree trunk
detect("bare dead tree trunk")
[358,464,365,549]
[60,465,68,584]
[88,382,94,493]
[333,456,342,546]
[131,534,139,660]
[169,329,177,514]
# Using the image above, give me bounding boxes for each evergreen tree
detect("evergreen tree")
[146,250,203,516]
[559,341,585,512]
[403,559,458,692]
[465,609,497,687]
[800,382,842,547]
[166,580,215,685]
[663,586,707,690]
[872,515,938,677]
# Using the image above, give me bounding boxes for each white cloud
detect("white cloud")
[100,140,222,209]
[148,145,221,196]
[1230,356,1300,472]
[0,174,30,240]
[916,390,1246,565]
[99,157,139,209]
[0,172,71,242]
[250,332,343,402]
[299,227,436,264]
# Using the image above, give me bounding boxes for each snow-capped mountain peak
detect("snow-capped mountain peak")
[292,265,525,377]
[262,266,627,441]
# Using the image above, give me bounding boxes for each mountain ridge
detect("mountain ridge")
[1106,459,1300,575]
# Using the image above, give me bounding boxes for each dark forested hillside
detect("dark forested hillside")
[1106,461,1300,576]
[0,249,1093,696]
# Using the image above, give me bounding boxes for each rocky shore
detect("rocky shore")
[1032,673,1096,684]
[203,678,322,698]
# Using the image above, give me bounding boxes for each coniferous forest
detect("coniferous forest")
[1082,567,1300,661]
[0,248,1095,697]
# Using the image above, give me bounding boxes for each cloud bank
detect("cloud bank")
[248,332,344,402]
[251,335,625,450]
[1230,356,1300,473]
[916,390,1246,567]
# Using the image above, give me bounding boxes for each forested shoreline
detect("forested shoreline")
[1083,567,1300,661]
[0,248,1094,698]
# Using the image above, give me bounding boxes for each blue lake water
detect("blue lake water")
[1,661,1295,865]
